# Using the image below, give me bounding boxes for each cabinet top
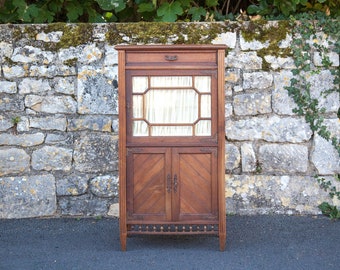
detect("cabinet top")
[115,44,227,51]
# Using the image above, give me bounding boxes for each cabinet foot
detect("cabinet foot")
[219,233,226,251]
[120,232,127,251]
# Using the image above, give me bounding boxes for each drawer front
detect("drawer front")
[126,51,217,65]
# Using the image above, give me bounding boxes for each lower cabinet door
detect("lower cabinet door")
[126,147,172,221]
[126,147,218,223]
[172,147,218,222]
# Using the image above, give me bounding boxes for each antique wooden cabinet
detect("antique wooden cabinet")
[115,45,226,251]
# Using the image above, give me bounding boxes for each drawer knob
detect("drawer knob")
[165,55,178,61]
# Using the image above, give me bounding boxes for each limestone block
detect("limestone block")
[32,146,73,171]
[56,174,89,196]
[58,194,109,216]
[29,116,67,131]
[107,203,119,217]
[225,144,240,171]
[226,52,262,70]
[212,32,237,48]
[111,119,119,134]
[272,70,297,115]
[0,41,13,62]
[312,119,340,175]
[0,174,56,218]
[0,81,17,93]
[93,24,108,42]
[77,67,118,114]
[36,31,63,42]
[45,133,73,145]
[241,143,256,172]
[313,52,339,67]
[240,35,269,50]
[259,144,308,173]
[0,148,30,176]
[226,116,312,143]
[225,69,241,83]
[11,46,54,64]
[308,70,339,113]
[278,33,292,48]
[233,85,243,92]
[312,134,340,174]
[67,116,112,132]
[58,46,81,62]
[0,116,13,131]
[2,65,26,79]
[80,44,102,64]
[89,174,119,198]
[225,84,233,96]
[243,72,273,90]
[53,77,75,95]
[0,95,24,111]
[74,133,118,173]
[233,92,271,115]
[19,78,51,94]
[104,45,118,66]
[225,103,233,118]
[226,175,331,215]
[0,133,44,147]
[25,95,77,114]
[264,55,295,70]
[16,116,29,132]
[29,65,57,77]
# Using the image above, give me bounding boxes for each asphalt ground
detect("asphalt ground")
[1,215,339,270]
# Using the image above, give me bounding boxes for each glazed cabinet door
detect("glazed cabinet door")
[172,147,218,222]
[126,147,172,222]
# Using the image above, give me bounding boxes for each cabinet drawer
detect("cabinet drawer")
[126,51,217,65]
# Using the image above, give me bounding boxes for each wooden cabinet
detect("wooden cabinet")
[116,45,226,251]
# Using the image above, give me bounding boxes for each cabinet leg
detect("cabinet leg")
[219,233,226,251]
[120,232,127,251]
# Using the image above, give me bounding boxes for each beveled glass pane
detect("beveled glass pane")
[151,126,192,136]
[145,89,198,124]
[132,77,148,93]
[201,95,211,117]
[150,76,192,87]
[133,95,143,118]
[133,121,148,136]
[195,76,211,93]
[195,120,211,136]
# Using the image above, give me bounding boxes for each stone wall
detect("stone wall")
[0,22,339,218]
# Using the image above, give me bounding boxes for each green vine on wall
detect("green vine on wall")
[286,12,340,219]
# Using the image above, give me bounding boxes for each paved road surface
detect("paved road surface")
[1,215,339,270]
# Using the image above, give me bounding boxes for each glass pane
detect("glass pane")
[152,126,192,136]
[201,95,211,117]
[133,121,148,136]
[195,76,211,93]
[132,77,148,93]
[145,89,198,124]
[133,95,143,118]
[150,76,192,87]
[195,120,211,136]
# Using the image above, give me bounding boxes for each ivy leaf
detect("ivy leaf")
[157,1,183,22]
[12,0,26,18]
[247,5,259,15]
[180,0,192,8]
[22,4,39,22]
[66,2,84,22]
[206,0,218,8]
[188,7,206,21]
[95,0,126,12]
[138,2,155,13]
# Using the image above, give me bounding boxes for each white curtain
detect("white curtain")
[132,76,211,136]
